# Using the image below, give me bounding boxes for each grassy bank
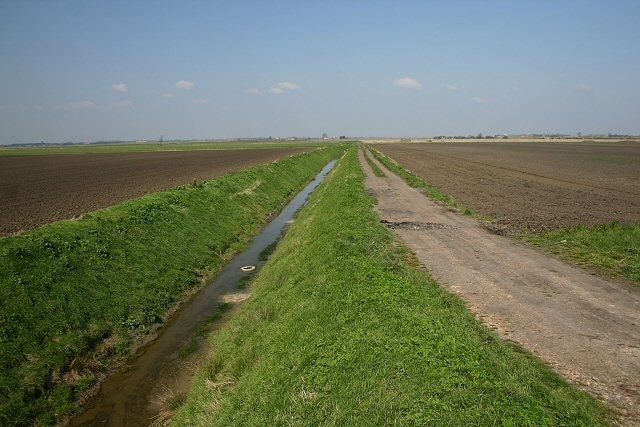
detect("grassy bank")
[520,222,640,285]
[172,147,609,425]
[0,144,345,424]
[368,146,476,216]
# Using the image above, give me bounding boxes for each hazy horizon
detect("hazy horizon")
[1,0,639,145]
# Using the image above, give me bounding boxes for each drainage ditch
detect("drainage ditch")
[70,160,337,426]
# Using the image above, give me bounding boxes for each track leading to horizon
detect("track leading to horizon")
[360,148,640,424]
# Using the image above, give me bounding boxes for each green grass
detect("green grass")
[0,139,334,156]
[171,146,610,426]
[0,144,346,425]
[369,146,477,216]
[361,146,386,177]
[519,222,640,285]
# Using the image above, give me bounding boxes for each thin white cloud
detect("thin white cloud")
[193,98,208,105]
[512,85,522,92]
[393,77,422,90]
[112,100,134,108]
[471,96,494,105]
[247,88,263,95]
[162,92,174,99]
[111,83,128,93]
[577,83,592,92]
[446,84,458,91]
[269,81,300,94]
[276,81,299,91]
[175,80,195,90]
[53,100,96,111]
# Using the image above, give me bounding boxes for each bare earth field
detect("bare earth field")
[360,149,640,424]
[374,141,640,232]
[0,148,309,235]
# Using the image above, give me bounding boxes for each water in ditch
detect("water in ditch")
[70,160,337,426]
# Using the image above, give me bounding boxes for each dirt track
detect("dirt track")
[374,141,640,232]
[360,149,640,424]
[0,148,309,235]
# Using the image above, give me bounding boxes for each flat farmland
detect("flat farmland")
[0,147,309,235]
[374,141,640,232]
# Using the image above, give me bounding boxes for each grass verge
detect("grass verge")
[519,222,640,285]
[171,146,610,426]
[368,146,476,216]
[0,144,346,425]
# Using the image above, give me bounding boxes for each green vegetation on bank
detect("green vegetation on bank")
[368,146,477,216]
[171,147,609,425]
[0,140,331,156]
[520,222,640,285]
[0,144,346,425]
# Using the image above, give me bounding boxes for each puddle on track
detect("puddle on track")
[70,160,337,426]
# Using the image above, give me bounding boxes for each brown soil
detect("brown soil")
[359,149,640,425]
[0,148,309,236]
[374,141,640,232]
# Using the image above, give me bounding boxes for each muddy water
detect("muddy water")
[70,160,336,426]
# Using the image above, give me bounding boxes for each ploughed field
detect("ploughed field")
[375,141,640,232]
[0,147,309,235]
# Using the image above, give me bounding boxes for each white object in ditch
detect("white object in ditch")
[241,265,256,272]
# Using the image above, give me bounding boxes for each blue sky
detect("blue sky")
[1,0,639,144]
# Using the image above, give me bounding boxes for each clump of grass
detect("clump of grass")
[172,147,610,426]
[0,144,347,424]
[369,146,479,217]
[151,386,188,427]
[519,221,640,285]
